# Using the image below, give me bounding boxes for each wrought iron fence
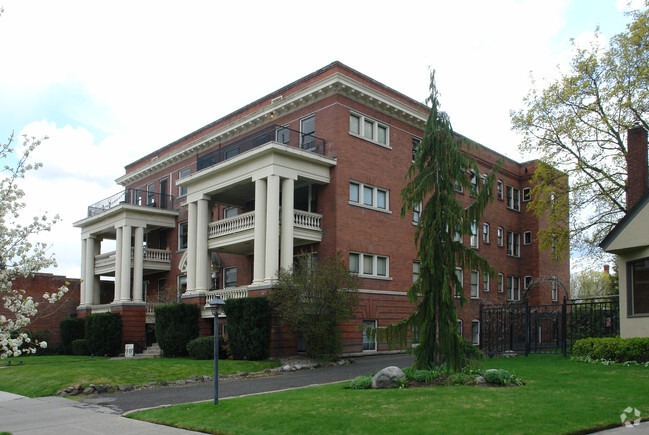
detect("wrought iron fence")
[480,296,619,357]
[87,188,175,217]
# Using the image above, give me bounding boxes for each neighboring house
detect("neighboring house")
[600,126,649,338]
[73,62,569,355]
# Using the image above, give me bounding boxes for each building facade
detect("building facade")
[73,62,569,355]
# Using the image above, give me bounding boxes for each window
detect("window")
[454,180,464,193]
[224,266,237,288]
[300,115,316,149]
[507,231,520,257]
[349,181,389,211]
[158,229,167,250]
[629,259,649,315]
[524,231,532,245]
[483,274,490,293]
[552,281,558,302]
[413,202,421,224]
[349,252,389,278]
[147,182,155,206]
[349,112,389,146]
[469,171,478,196]
[498,273,504,293]
[457,319,463,337]
[551,236,558,259]
[178,222,188,250]
[472,320,480,345]
[455,268,463,298]
[497,180,503,200]
[160,178,168,208]
[507,186,520,211]
[276,125,290,144]
[224,207,238,219]
[482,223,490,244]
[362,320,377,351]
[224,147,239,159]
[470,220,479,248]
[507,276,520,301]
[178,167,190,196]
[177,275,187,294]
[524,276,533,291]
[413,261,420,283]
[454,223,462,243]
[523,187,531,202]
[497,227,504,246]
[471,270,479,299]
[412,137,421,161]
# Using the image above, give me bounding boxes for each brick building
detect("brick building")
[73,62,569,355]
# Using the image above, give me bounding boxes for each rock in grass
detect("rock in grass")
[371,366,406,389]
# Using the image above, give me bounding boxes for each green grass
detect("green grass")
[0,355,278,397]
[130,355,649,434]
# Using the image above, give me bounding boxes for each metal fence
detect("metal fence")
[480,296,619,357]
[87,188,175,217]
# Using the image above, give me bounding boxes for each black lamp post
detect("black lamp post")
[209,296,226,405]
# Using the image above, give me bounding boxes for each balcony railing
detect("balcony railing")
[293,210,322,231]
[205,287,249,305]
[197,124,326,172]
[87,188,175,217]
[94,248,172,267]
[208,210,322,239]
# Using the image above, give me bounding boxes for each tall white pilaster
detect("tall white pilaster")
[187,201,197,292]
[120,225,132,301]
[265,174,280,282]
[253,178,267,284]
[92,239,101,305]
[133,226,144,302]
[80,239,87,305]
[114,227,123,303]
[280,178,295,270]
[196,198,209,292]
[85,237,95,306]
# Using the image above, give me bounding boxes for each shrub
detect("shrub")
[573,337,649,363]
[402,367,414,380]
[350,376,372,389]
[85,312,122,357]
[413,369,442,383]
[154,303,200,357]
[444,373,475,386]
[484,369,511,385]
[224,297,270,360]
[71,339,88,355]
[187,336,214,360]
[60,317,85,354]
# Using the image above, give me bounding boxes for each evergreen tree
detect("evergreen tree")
[379,71,498,370]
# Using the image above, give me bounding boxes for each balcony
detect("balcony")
[196,124,326,172]
[87,188,175,218]
[94,248,172,275]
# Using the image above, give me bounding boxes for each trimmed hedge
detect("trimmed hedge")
[573,337,649,363]
[72,339,89,356]
[224,297,270,361]
[85,312,122,356]
[60,317,85,354]
[187,336,214,360]
[154,303,200,357]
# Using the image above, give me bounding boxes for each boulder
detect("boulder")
[371,366,405,389]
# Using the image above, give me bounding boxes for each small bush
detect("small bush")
[444,372,475,386]
[187,336,214,360]
[402,367,414,380]
[154,303,200,357]
[350,376,372,389]
[484,369,511,385]
[85,312,122,357]
[60,317,85,354]
[573,337,649,363]
[71,339,88,356]
[413,369,443,383]
[225,297,270,361]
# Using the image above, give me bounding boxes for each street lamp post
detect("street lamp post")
[209,296,226,405]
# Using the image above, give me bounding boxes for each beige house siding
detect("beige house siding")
[616,246,649,338]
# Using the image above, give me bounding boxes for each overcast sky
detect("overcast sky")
[0,0,644,278]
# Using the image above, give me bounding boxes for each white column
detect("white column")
[85,237,95,306]
[265,174,280,282]
[114,227,123,303]
[92,239,101,305]
[187,201,197,292]
[120,225,132,301]
[80,239,87,305]
[280,178,295,270]
[196,198,209,292]
[253,178,267,284]
[133,227,144,302]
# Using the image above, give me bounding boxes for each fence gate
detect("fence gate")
[479,296,619,357]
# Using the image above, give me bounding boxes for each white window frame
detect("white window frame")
[498,273,504,293]
[349,181,390,213]
[224,266,237,289]
[524,276,533,291]
[224,207,238,219]
[455,267,463,298]
[507,276,521,301]
[482,222,490,244]
[413,202,421,224]
[522,187,531,202]
[497,227,504,247]
[178,221,188,251]
[362,319,377,352]
[457,319,463,337]
[497,180,503,200]
[470,220,479,248]
[469,171,479,196]
[413,261,420,283]
[412,137,421,161]
[349,252,390,279]
[506,186,521,211]
[472,320,480,345]
[507,231,520,257]
[177,275,187,295]
[483,273,490,293]
[552,281,558,302]
[523,231,532,245]
[470,270,479,299]
[300,115,316,150]
[178,167,190,197]
[349,112,390,148]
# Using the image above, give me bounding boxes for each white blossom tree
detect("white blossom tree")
[0,133,67,358]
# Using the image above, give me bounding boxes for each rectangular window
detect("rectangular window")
[147,182,155,206]
[300,115,316,149]
[413,261,420,283]
[349,181,389,211]
[507,231,520,257]
[507,186,520,211]
[179,167,190,196]
[178,222,188,250]
[507,276,520,301]
[349,252,389,278]
[630,259,649,315]
[470,220,479,248]
[362,320,377,351]
[457,319,463,337]
[482,223,489,244]
[497,180,503,200]
[552,281,558,302]
[470,171,478,196]
[224,147,239,160]
[471,270,479,299]
[224,207,238,219]
[497,227,504,246]
[524,276,532,291]
[413,202,421,224]
[349,112,389,146]
[455,268,463,298]
[524,231,532,245]
[454,180,464,193]
[472,320,480,345]
[224,266,237,288]
[523,187,531,202]
[483,274,490,293]
[276,125,290,144]
[498,273,504,293]
[159,178,168,209]
[412,137,421,161]
[454,223,462,243]
[178,275,187,294]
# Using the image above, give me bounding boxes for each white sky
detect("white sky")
[0,0,644,278]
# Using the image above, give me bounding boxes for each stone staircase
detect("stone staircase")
[138,343,162,358]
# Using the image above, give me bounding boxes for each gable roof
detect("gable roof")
[600,188,649,252]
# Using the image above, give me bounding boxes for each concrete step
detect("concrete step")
[138,343,162,358]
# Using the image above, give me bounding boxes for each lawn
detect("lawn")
[130,355,649,434]
[0,355,278,397]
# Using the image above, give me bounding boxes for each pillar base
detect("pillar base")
[110,303,146,353]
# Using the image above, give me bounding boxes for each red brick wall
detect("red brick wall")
[626,126,648,210]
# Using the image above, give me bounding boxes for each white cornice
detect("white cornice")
[116,73,429,186]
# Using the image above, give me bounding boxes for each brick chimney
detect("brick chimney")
[603,264,610,275]
[626,126,649,210]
